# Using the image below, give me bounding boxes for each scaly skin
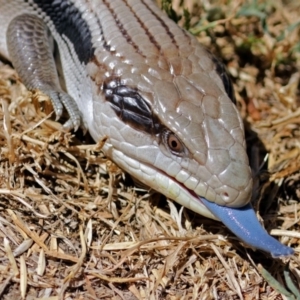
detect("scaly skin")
[0,0,293,256]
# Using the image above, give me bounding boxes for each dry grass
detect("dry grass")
[0,0,299,299]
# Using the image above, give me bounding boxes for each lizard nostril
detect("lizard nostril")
[215,185,242,205]
[221,192,230,202]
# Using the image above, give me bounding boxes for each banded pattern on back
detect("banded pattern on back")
[32,0,94,63]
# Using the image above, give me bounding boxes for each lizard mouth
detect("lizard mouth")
[109,146,293,257]
[170,176,293,256]
[158,169,294,257]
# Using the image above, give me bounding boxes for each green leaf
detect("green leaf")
[237,1,268,32]
[277,21,300,42]
[258,264,296,300]
[284,265,300,300]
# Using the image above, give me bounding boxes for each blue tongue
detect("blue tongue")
[200,198,294,257]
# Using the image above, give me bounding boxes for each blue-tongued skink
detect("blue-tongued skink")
[0,0,294,257]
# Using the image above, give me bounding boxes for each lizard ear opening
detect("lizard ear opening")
[212,57,236,105]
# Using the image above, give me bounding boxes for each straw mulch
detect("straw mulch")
[0,0,299,299]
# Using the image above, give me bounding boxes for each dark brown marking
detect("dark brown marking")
[140,0,179,49]
[94,15,111,52]
[121,0,162,52]
[102,0,145,57]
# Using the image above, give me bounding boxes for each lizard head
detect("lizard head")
[92,46,252,219]
[85,3,293,255]
[89,51,296,257]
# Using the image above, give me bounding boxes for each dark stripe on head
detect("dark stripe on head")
[103,78,162,134]
[32,0,93,64]
[120,0,162,53]
[95,18,111,52]
[102,0,144,56]
[141,0,178,48]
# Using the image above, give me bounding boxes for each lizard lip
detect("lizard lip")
[109,148,293,257]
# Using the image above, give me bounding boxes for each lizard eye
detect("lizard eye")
[163,131,185,155]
